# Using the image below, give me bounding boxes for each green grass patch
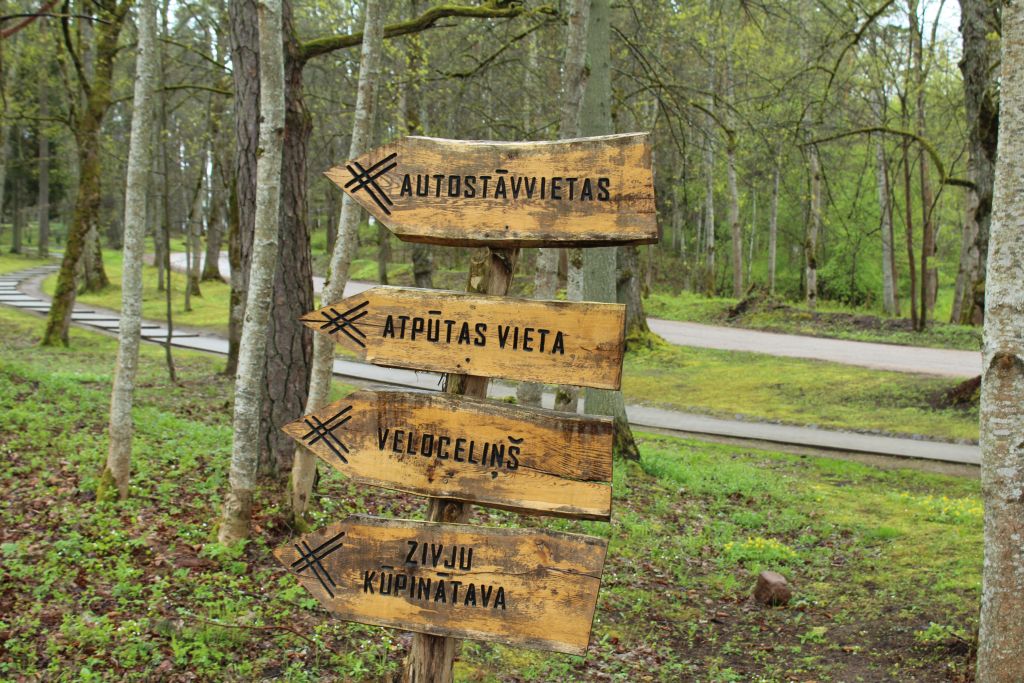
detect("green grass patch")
[41,248,234,336]
[0,304,981,681]
[645,290,982,352]
[624,343,979,442]
[0,251,53,274]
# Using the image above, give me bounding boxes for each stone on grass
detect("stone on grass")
[753,570,792,606]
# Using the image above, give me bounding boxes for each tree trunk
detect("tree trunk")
[902,135,919,329]
[805,143,821,309]
[401,0,433,290]
[202,129,227,281]
[186,156,205,304]
[260,0,314,478]
[702,70,716,296]
[977,5,1024,677]
[101,0,157,501]
[876,136,898,315]
[958,0,1000,325]
[910,0,937,328]
[226,0,260,375]
[727,136,742,297]
[377,221,390,284]
[580,0,638,461]
[37,90,50,258]
[289,0,384,525]
[952,191,979,323]
[768,157,779,295]
[11,141,22,254]
[403,248,519,683]
[516,246,558,407]
[219,0,285,545]
[43,1,129,348]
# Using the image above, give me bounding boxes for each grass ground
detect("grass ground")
[645,291,983,352]
[623,343,979,443]
[0,251,53,275]
[0,305,981,681]
[40,248,234,336]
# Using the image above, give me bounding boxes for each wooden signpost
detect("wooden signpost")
[276,133,658,674]
[325,133,658,247]
[274,515,608,655]
[282,389,614,519]
[300,286,626,389]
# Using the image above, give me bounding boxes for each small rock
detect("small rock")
[753,570,792,606]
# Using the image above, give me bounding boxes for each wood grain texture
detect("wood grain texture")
[282,390,614,519]
[274,515,608,655]
[300,286,626,389]
[325,133,658,247]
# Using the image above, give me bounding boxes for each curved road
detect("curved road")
[171,253,980,378]
[1,264,979,469]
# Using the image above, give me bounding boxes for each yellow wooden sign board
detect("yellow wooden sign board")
[274,515,607,655]
[300,286,626,389]
[284,389,614,520]
[325,133,658,247]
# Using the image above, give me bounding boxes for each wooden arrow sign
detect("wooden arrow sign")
[284,390,613,519]
[300,286,626,389]
[274,516,607,655]
[325,133,657,247]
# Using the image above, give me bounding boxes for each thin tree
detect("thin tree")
[581,0,639,460]
[100,0,158,500]
[219,0,285,544]
[42,0,132,346]
[977,2,1024,677]
[289,0,385,527]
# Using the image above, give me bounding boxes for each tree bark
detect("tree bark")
[101,0,157,501]
[768,156,779,295]
[876,136,898,315]
[202,103,228,282]
[37,89,50,259]
[910,0,937,328]
[958,0,1000,325]
[185,155,205,304]
[219,0,285,544]
[902,135,919,329]
[226,0,260,374]
[289,0,384,525]
[977,4,1024,678]
[727,135,742,297]
[702,69,716,296]
[260,0,314,478]
[550,0,590,414]
[580,0,638,460]
[805,143,821,309]
[42,0,128,345]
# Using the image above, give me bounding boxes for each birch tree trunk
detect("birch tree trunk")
[768,157,779,295]
[101,0,158,501]
[727,135,742,297]
[581,0,638,460]
[37,88,50,258]
[551,0,590,414]
[225,0,259,375]
[805,142,821,309]
[977,4,1024,677]
[876,136,898,315]
[703,65,716,295]
[219,0,285,544]
[289,0,384,526]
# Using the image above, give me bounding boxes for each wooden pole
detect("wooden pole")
[403,246,519,683]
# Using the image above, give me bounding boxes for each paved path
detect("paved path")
[171,252,981,378]
[1,264,979,468]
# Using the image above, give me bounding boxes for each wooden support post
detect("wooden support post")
[403,246,519,683]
